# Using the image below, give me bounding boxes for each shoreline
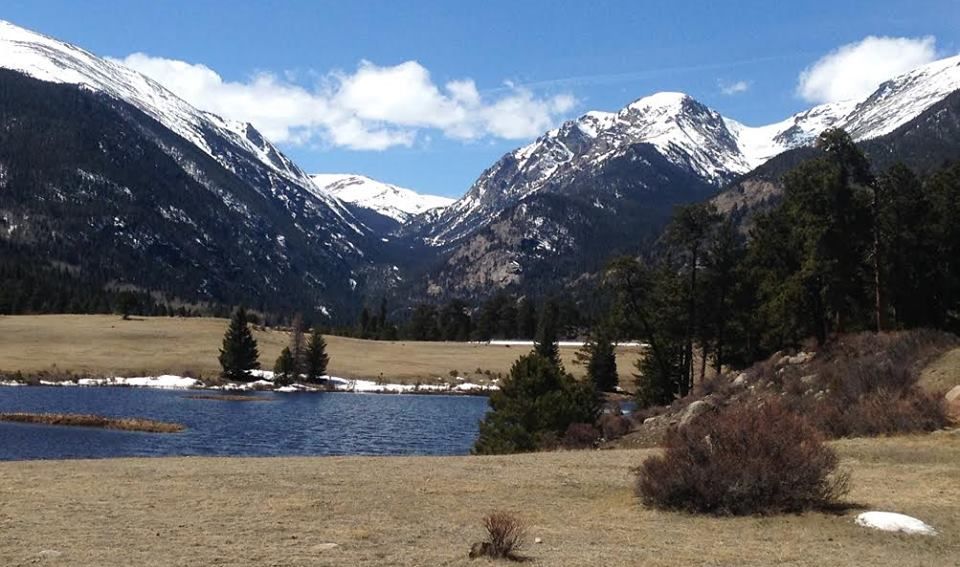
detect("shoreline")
[0,371,499,396]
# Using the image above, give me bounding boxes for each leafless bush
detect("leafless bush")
[470,511,526,561]
[635,401,849,515]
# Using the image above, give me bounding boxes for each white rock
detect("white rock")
[945,384,960,403]
[534,537,543,544]
[855,511,937,535]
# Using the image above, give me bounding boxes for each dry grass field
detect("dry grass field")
[0,433,957,566]
[0,315,643,385]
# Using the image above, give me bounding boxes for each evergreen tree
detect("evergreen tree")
[473,353,600,454]
[665,202,720,395]
[575,325,618,392]
[534,299,561,367]
[439,299,472,341]
[515,298,538,339]
[289,313,306,374]
[406,304,440,340]
[273,346,295,386]
[304,328,330,383]
[218,306,260,381]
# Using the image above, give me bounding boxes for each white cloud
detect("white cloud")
[109,54,576,150]
[797,36,938,103]
[718,79,750,95]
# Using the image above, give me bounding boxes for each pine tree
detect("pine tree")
[534,299,561,367]
[218,306,260,381]
[289,313,306,374]
[473,353,600,455]
[273,346,295,386]
[304,328,330,383]
[576,326,618,392]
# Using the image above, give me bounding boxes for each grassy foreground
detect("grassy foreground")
[0,315,642,385]
[0,434,957,566]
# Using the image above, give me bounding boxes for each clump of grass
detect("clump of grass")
[635,401,849,515]
[470,511,527,561]
[0,413,185,433]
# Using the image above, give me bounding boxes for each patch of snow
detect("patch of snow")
[855,512,937,535]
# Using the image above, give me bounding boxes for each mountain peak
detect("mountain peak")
[310,174,454,223]
[626,91,692,111]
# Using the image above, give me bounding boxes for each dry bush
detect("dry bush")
[472,511,526,561]
[598,412,631,440]
[806,390,948,438]
[561,423,600,449]
[635,401,849,515]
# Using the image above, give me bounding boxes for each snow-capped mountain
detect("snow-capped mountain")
[0,20,375,318]
[419,54,960,248]
[310,174,453,223]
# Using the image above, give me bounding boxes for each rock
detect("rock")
[534,537,543,544]
[946,385,960,403]
[732,373,748,387]
[946,386,960,421]
[855,511,937,535]
[643,416,659,425]
[679,399,715,427]
[312,543,339,552]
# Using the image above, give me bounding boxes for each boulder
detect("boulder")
[679,399,715,427]
[732,373,748,387]
[946,385,960,403]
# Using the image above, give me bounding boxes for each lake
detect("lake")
[0,387,490,460]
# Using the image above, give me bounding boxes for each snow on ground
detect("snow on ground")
[855,512,937,535]
[484,340,648,348]
[0,372,497,394]
[76,375,201,389]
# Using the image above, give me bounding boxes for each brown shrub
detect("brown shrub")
[473,511,526,561]
[561,423,600,449]
[635,401,849,515]
[598,413,631,440]
[807,389,948,438]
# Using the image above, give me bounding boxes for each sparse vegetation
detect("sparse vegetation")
[635,401,849,515]
[0,413,185,433]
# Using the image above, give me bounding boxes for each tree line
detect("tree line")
[337,293,587,342]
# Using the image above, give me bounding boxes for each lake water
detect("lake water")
[0,387,490,460]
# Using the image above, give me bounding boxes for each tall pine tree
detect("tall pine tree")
[218,306,260,381]
[304,327,330,383]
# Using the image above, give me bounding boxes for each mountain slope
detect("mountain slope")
[0,21,378,319]
[409,54,960,301]
[310,174,453,224]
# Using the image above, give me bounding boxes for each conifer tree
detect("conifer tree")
[304,328,330,383]
[218,306,260,381]
[273,346,295,386]
[289,313,306,374]
[576,326,618,392]
[534,299,561,367]
[474,353,600,455]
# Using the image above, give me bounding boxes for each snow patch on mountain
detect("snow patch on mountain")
[310,174,453,223]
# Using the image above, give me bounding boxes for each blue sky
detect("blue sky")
[5,0,960,197]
